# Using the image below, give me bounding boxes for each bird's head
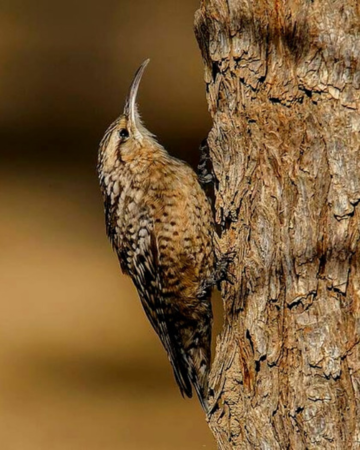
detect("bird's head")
[98,59,159,173]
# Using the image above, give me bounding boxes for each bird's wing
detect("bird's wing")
[130,221,192,398]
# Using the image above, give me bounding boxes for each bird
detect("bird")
[97,59,215,411]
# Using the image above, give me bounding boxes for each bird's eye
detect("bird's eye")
[118,129,129,139]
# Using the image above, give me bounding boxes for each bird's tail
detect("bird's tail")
[177,321,211,412]
[188,347,211,412]
[172,347,210,412]
[170,351,193,399]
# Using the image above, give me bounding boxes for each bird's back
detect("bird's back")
[112,154,214,406]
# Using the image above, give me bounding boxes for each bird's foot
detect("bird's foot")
[197,139,215,187]
[214,251,236,289]
[198,251,235,298]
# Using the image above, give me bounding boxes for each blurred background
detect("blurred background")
[0,0,218,449]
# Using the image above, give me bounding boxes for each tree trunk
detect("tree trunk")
[195,1,360,448]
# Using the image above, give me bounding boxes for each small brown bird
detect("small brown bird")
[97,59,215,410]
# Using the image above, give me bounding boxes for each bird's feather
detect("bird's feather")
[130,220,193,398]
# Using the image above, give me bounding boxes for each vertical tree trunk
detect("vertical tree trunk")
[195,1,360,448]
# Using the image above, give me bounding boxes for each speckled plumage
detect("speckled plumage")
[97,60,215,410]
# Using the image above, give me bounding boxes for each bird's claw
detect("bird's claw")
[197,139,215,187]
[215,251,236,288]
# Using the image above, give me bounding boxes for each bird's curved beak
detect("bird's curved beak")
[123,59,150,127]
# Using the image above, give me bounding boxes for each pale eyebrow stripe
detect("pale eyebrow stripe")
[99,119,118,148]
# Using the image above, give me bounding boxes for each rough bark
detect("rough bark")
[195,1,360,448]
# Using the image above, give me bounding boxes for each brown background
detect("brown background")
[0,1,218,449]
